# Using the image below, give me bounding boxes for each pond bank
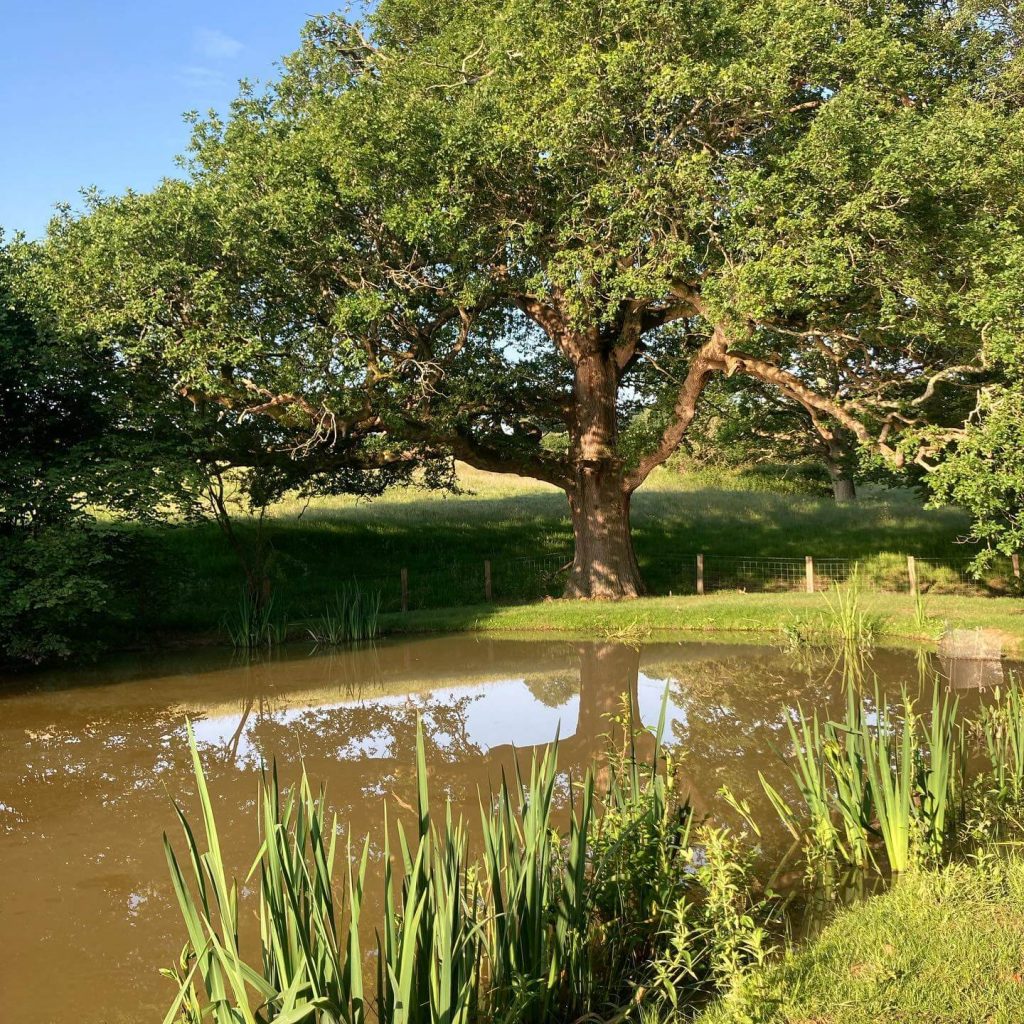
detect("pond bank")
[6,590,1018,673]
[381,591,1024,656]
[695,857,1024,1023]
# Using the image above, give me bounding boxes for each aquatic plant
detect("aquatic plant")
[691,826,772,988]
[826,690,873,870]
[918,684,960,863]
[763,679,959,875]
[778,572,885,683]
[599,618,653,646]
[760,709,844,866]
[978,677,1024,806]
[911,590,936,637]
[861,691,918,873]
[820,572,888,678]
[307,584,382,645]
[822,571,875,647]
[222,586,288,651]
[161,695,754,1024]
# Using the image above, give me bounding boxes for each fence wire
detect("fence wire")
[674,553,1015,597]
[342,551,1018,615]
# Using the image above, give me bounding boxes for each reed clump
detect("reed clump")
[162,703,772,1024]
[760,674,1024,877]
[779,572,886,679]
[222,587,288,651]
[307,583,382,646]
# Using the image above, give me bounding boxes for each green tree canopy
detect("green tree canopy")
[927,386,1024,570]
[38,0,1024,596]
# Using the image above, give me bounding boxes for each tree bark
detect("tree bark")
[830,471,857,503]
[825,435,857,503]
[563,347,644,598]
[566,470,644,598]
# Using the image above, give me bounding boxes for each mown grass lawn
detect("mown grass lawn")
[380,591,1024,655]
[694,859,1024,1024]
[136,464,994,637]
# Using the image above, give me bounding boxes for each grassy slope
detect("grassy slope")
[696,860,1024,1024]
[141,464,987,634]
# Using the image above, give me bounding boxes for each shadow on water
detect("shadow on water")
[0,635,1016,1023]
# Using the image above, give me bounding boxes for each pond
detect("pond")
[0,635,1012,1023]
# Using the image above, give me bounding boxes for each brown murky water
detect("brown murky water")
[0,636,1011,1023]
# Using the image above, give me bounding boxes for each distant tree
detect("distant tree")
[683,360,985,504]
[682,377,862,501]
[39,0,1024,596]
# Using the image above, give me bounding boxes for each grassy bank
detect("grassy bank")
[696,859,1024,1024]
[381,591,1024,655]
[132,464,993,637]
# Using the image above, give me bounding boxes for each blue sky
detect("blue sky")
[1,1,346,239]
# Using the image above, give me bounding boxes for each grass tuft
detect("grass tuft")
[307,584,382,645]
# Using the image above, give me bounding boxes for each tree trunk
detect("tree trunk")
[566,474,644,597]
[825,433,857,503]
[826,459,857,503]
[831,475,856,502]
[563,347,644,598]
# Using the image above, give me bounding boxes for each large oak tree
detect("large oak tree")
[40,0,1024,596]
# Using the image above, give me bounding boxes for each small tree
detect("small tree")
[41,0,1024,596]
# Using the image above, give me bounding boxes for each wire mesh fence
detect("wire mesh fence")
[338,549,1019,616]
[675,552,1018,597]
[696,555,856,594]
[342,552,573,614]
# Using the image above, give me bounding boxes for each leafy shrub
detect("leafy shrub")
[0,524,155,664]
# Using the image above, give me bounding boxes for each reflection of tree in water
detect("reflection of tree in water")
[524,670,579,708]
[233,693,484,764]
[243,693,488,817]
[649,656,839,845]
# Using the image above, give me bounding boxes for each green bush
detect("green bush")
[0,524,156,664]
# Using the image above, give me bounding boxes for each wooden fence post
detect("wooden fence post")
[805,556,814,594]
[696,554,705,596]
[400,567,409,613]
[907,556,918,598]
[484,559,493,601]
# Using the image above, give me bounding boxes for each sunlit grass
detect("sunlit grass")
[695,860,1024,1024]
[382,592,1024,656]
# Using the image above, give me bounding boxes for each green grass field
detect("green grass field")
[129,463,1020,646]
[381,591,1024,655]
[695,858,1024,1024]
